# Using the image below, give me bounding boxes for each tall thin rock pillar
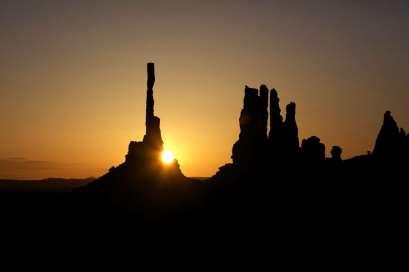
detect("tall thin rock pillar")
[143,63,163,150]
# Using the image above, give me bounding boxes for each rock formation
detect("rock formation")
[282,102,300,160]
[301,136,326,162]
[330,146,342,162]
[268,88,284,160]
[373,111,408,162]
[143,63,163,150]
[259,84,269,138]
[229,85,304,177]
[126,63,183,178]
[70,67,409,249]
[406,133,409,155]
[267,89,301,161]
[85,63,184,196]
[232,86,268,172]
[126,63,165,169]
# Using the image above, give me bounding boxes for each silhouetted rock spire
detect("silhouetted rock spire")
[232,86,268,172]
[146,62,155,126]
[260,85,269,138]
[231,86,303,174]
[85,63,185,198]
[267,90,301,161]
[282,102,300,159]
[143,63,163,150]
[123,63,182,178]
[268,88,284,159]
[373,111,407,161]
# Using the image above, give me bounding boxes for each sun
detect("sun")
[161,149,175,164]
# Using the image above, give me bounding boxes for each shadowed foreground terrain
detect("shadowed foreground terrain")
[1,64,408,262]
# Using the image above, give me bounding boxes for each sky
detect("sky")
[1,0,409,179]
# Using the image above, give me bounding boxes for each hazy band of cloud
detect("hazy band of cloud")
[0,157,102,180]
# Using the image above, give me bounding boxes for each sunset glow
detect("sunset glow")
[1,1,409,179]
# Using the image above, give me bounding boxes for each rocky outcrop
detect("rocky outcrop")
[373,111,408,162]
[259,85,269,138]
[84,63,185,197]
[268,90,300,161]
[301,136,325,162]
[282,102,300,160]
[125,63,164,168]
[268,88,284,160]
[230,85,304,176]
[125,63,182,178]
[143,63,163,151]
[232,86,268,172]
[330,146,342,162]
[406,133,409,155]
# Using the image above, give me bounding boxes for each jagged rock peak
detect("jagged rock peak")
[373,111,404,160]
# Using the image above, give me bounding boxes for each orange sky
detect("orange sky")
[1,1,409,179]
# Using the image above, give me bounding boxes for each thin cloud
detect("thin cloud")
[0,157,102,180]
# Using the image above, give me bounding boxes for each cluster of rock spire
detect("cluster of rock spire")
[231,84,409,174]
[119,63,409,184]
[77,63,408,249]
[232,85,330,173]
[86,63,408,199]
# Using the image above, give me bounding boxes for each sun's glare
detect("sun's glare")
[161,149,175,164]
